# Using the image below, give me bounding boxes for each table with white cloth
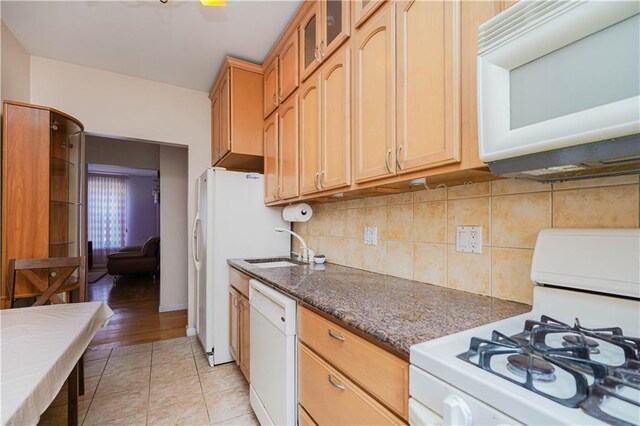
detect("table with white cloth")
[0,302,114,426]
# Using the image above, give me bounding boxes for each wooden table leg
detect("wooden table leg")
[79,355,85,396]
[67,363,78,426]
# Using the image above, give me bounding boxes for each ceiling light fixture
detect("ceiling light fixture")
[200,0,227,6]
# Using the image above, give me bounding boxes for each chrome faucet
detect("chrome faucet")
[275,228,315,263]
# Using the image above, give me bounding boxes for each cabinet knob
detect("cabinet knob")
[320,40,326,58]
[272,94,278,107]
[319,170,326,189]
[314,172,321,190]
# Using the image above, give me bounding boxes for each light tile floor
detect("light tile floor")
[38,337,259,426]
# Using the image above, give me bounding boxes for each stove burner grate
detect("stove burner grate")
[457,315,640,425]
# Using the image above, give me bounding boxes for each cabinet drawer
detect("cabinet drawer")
[228,267,249,298]
[298,404,317,426]
[299,343,404,426]
[298,307,408,419]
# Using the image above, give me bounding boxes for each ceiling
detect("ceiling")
[1,0,301,92]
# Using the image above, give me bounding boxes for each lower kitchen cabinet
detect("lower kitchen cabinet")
[298,343,405,425]
[298,306,409,423]
[229,268,251,381]
[298,404,318,426]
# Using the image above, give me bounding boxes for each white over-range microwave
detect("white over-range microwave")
[477,0,640,182]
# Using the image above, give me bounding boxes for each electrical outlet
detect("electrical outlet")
[364,227,378,246]
[456,226,482,254]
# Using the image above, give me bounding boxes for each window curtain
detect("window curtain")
[88,174,128,266]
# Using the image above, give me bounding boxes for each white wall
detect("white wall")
[126,175,159,247]
[86,135,160,170]
[1,21,30,103]
[31,56,210,327]
[159,145,188,312]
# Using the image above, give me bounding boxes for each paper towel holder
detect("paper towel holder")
[282,203,313,222]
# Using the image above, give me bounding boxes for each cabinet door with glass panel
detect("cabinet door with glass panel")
[320,0,350,61]
[301,0,351,82]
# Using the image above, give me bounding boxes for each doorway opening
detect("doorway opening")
[84,133,188,349]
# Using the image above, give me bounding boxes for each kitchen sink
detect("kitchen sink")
[245,258,304,268]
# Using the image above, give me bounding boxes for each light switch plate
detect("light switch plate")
[364,227,378,246]
[456,226,482,254]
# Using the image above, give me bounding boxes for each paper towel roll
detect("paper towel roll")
[283,203,313,222]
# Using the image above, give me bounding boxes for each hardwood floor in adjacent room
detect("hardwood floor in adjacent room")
[88,273,187,350]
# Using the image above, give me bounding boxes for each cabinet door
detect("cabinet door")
[320,47,351,190]
[353,0,386,29]
[300,72,322,195]
[219,70,232,160]
[278,95,300,200]
[396,0,460,173]
[263,113,279,203]
[263,58,279,119]
[300,4,322,81]
[229,287,240,363]
[353,4,396,183]
[279,30,299,103]
[211,91,221,164]
[239,296,250,381]
[320,0,350,60]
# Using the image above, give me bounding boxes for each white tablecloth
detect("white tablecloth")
[0,302,114,425]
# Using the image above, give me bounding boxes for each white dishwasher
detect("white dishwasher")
[249,279,297,426]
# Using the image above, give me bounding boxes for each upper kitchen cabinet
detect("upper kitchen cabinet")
[353,3,396,183]
[300,47,351,195]
[353,0,386,29]
[301,0,351,82]
[263,58,279,118]
[279,30,300,104]
[263,95,299,204]
[210,57,264,172]
[264,29,299,119]
[395,0,461,173]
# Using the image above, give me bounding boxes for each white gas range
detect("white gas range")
[410,228,640,425]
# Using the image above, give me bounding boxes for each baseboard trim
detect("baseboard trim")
[159,303,188,313]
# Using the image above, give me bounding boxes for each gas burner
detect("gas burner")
[562,334,601,354]
[506,354,557,382]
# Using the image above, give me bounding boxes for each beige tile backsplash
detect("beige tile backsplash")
[292,175,640,305]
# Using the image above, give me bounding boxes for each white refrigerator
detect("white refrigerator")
[193,168,290,366]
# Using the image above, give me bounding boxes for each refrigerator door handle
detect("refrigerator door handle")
[192,215,201,268]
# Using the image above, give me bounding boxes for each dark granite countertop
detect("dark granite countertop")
[227,257,531,359]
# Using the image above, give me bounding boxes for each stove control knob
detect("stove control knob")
[443,395,472,426]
